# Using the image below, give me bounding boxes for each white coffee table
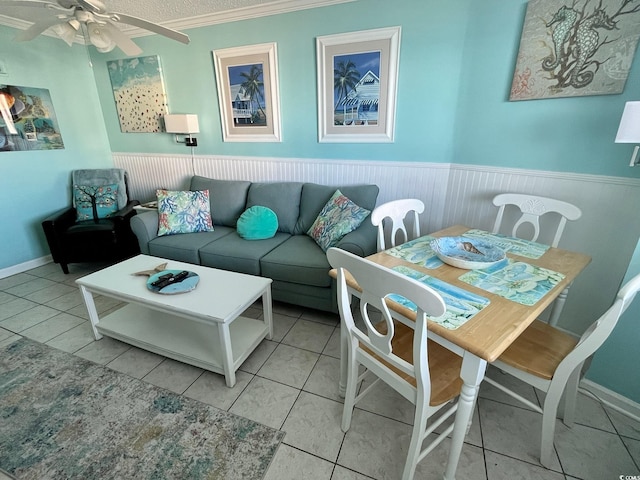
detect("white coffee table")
[76,254,273,387]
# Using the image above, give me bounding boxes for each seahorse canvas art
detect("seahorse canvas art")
[510,0,640,100]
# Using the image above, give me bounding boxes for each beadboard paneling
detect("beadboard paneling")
[114,152,640,337]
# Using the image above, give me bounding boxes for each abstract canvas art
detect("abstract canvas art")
[0,84,64,152]
[510,0,640,101]
[107,55,168,132]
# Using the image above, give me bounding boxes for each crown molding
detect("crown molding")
[0,13,85,43]
[0,13,31,30]
[116,0,355,37]
[0,0,355,38]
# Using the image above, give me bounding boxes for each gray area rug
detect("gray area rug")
[0,338,283,479]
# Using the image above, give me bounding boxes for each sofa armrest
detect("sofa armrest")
[130,211,159,254]
[336,218,377,257]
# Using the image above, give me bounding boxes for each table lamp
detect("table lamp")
[615,101,640,167]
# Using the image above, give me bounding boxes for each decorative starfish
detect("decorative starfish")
[132,263,168,277]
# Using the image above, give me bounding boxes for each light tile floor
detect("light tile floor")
[1,261,640,480]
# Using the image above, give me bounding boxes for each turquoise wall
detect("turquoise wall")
[455,0,640,178]
[0,25,113,270]
[587,241,640,402]
[89,0,640,179]
[90,0,470,164]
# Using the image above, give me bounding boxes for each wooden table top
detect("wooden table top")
[330,225,592,362]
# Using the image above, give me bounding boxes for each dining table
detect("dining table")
[330,224,592,480]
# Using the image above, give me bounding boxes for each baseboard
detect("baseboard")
[0,255,52,279]
[579,379,640,422]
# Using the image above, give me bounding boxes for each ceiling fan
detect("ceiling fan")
[1,0,190,56]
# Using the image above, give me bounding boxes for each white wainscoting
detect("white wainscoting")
[114,152,640,336]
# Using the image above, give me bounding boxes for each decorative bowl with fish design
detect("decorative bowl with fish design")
[431,236,506,270]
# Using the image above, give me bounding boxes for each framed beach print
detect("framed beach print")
[212,42,282,142]
[316,26,401,143]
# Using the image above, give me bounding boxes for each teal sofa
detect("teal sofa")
[130,176,379,312]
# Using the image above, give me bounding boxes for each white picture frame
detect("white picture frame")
[316,26,401,143]
[212,42,282,142]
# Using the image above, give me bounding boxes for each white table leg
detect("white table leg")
[338,291,353,398]
[548,284,571,327]
[443,353,486,480]
[218,323,236,388]
[263,287,273,340]
[79,285,102,340]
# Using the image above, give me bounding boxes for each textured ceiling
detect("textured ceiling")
[0,0,269,24]
[0,0,351,34]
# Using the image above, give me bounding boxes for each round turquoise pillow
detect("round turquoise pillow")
[237,206,278,240]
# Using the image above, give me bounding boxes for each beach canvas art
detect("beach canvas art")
[0,85,64,152]
[510,0,640,100]
[107,55,168,132]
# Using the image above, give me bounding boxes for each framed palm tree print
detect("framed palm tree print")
[212,42,282,142]
[317,26,401,143]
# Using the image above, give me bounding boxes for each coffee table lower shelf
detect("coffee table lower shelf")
[95,304,268,380]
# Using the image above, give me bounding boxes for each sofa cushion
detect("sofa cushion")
[148,227,234,264]
[307,190,371,252]
[246,182,303,234]
[199,231,290,276]
[295,183,379,235]
[260,235,332,288]
[237,206,278,240]
[190,176,251,227]
[157,189,214,236]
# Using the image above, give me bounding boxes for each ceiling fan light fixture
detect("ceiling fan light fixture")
[86,21,114,51]
[6,0,190,55]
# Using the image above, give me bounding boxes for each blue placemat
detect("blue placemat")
[458,259,564,306]
[462,229,550,259]
[385,236,444,269]
[389,265,490,330]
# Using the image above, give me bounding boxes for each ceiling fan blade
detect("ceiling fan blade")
[14,15,69,41]
[99,21,142,56]
[75,0,105,14]
[111,12,190,45]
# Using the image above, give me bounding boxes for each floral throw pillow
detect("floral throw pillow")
[74,184,119,222]
[157,189,214,236]
[307,189,371,252]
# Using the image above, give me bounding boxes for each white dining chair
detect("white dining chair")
[370,198,425,252]
[492,193,583,326]
[484,272,640,467]
[327,247,463,480]
[492,193,582,248]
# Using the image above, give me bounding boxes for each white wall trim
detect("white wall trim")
[113,151,640,186]
[0,0,354,43]
[0,255,52,279]
[580,379,640,422]
[122,0,356,37]
[449,162,640,187]
[0,13,29,30]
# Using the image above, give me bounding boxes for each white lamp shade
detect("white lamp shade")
[164,114,200,134]
[615,101,640,143]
